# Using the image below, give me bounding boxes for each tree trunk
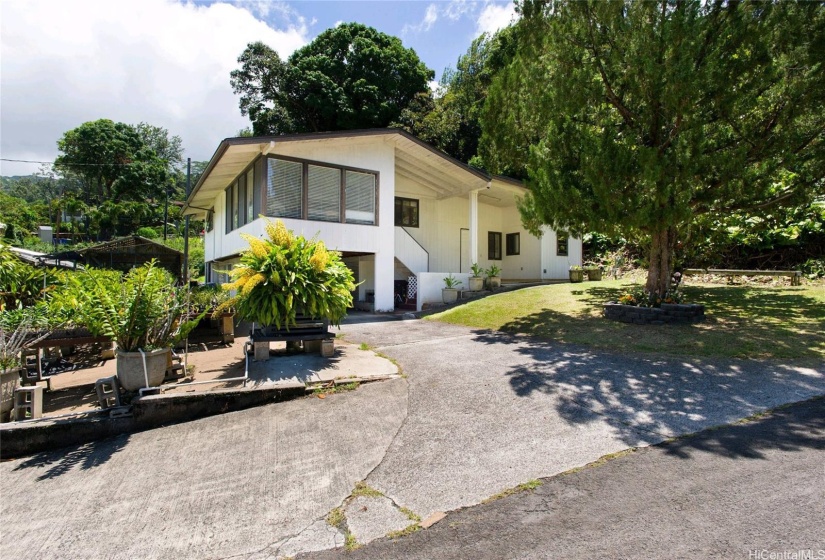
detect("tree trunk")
[646,227,676,296]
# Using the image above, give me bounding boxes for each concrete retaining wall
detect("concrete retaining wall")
[603,303,705,325]
[0,385,306,459]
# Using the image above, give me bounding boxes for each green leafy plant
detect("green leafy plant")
[443,273,462,289]
[569,265,583,271]
[0,306,54,372]
[486,264,501,277]
[0,244,61,311]
[75,261,203,351]
[216,219,357,329]
[617,286,684,308]
[470,262,484,277]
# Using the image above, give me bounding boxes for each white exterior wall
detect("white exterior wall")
[417,272,471,311]
[540,227,583,279]
[203,138,396,311]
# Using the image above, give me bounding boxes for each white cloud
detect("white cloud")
[476,1,517,35]
[444,0,474,21]
[0,0,308,176]
[402,3,440,35]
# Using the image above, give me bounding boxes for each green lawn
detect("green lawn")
[428,280,825,361]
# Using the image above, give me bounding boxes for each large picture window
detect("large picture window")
[267,158,303,219]
[263,156,378,225]
[346,170,376,225]
[394,197,419,227]
[308,165,341,222]
[488,231,502,260]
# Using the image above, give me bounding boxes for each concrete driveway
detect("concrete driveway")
[336,318,825,537]
[2,317,823,558]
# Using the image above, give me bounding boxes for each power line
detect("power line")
[1,158,143,166]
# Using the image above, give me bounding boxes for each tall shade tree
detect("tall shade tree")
[393,27,519,167]
[482,0,825,295]
[230,23,434,135]
[54,119,170,205]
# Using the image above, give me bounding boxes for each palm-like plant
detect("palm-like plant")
[0,306,53,372]
[216,219,356,329]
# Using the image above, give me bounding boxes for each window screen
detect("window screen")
[308,165,341,222]
[237,175,246,226]
[506,233,520,256]
[246,168,254,223]
[345,171,376,225]
[232,180,239,229]
[557,234,569,256]
[394,198,419,227]
[488,232,502,260]
[267,159,303,219]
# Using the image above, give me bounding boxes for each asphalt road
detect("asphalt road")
[304,396,825,560]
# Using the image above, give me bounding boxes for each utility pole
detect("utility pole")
[183,157,190,285]
[163,183,169,241]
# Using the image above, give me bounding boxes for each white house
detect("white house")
[182,129,581,312]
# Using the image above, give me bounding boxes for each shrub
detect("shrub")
[136,226,159,239]
[216,219,356,329]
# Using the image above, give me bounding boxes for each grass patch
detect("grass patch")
[312,381,360,396]
[482,479,543,504]
[351,481,383,498]
[344,533,360,551]
[429,280,825,360]
[399,507,421,522]
[387,523,421,539]
[359,342,371,351]
[326,507,345,528]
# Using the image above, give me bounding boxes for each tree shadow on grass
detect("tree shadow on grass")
[12,433,130,481]
[470,317,825,459]
[501,284,825,361]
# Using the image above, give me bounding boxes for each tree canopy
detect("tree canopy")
[230,23,434,135]
[393,27,518,167]
[54,119,176,206]
[482,0,825,295]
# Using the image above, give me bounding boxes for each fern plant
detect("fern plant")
[76,261,203,351]
[216,219,356,329]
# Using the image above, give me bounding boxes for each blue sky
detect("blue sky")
[0,0,517,176]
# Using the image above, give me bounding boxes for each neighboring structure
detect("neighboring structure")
[183,129,581,312]
[51,236,184,281]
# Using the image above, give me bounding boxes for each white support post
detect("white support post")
[469,189,480,266]
[374,249,395,312]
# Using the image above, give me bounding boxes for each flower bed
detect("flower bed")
[603,302,705,325]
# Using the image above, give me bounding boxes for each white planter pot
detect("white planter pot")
[442,288,459,304]
[487,276,501,289]
[116,348,169,391]
[468,277,484,292]
[1,367,22,421]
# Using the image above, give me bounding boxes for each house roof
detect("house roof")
[50,236,184,281]
[183,128,526,216]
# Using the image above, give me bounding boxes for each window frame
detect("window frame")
[556,233,569,256]
[394,197,419,228]
[263,154,379,226]
[224,159,259,232]
[488,231,502,260]
[506,232,520,256]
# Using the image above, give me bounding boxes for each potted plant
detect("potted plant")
[0,307,52,421]
[583,264,603,281]
[468,263,484,292]
[442,274,462,304]
[77,261,203,391]
[486,264,502,289]
[569,265,584,283]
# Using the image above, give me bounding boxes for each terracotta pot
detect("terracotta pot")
[116,348,169,391]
